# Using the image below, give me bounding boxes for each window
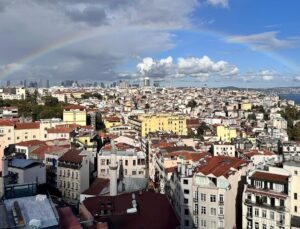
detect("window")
[210,195,216,202]
[138,170,144,175]
[295,193,298,200]
[184,220,189,227]
[274,183,284,192]
[295,170,298,175]
[125,160,128,166]
[254,222,259,229]
[201,206,206,215]
[254,180,262,188]
[124,169,127,175]
[101,159,106,165]
[183,179,188,184]
[262,210,266,218]
[132,170,137,175]
[194,216,199,227]
[254,208,259,217]
[200,219,206,228]
[270,211,274,220]
[219,194,224,203]
[184,189,189,194]
[210,207,217,216]
[184,209,189,215]
[219,207,224,215]
[295,206,298,213]
[184,198,188,204]
[133,160,136,166]
[201,193,206,202]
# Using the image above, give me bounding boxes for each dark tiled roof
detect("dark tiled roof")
[58,149,84,164]
[57,207,81,229]
[251,171,289,183]
[82,191,180,229]
[82,178,109,195]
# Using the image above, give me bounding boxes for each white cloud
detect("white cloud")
[207,0,229,8]
[260,70,276,81]
[137,55,239,79]
[294,76,300,82]
[227,31,299,50]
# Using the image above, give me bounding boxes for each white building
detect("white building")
[213,143,236,157]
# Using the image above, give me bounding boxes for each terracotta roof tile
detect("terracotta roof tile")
[58,149,84,164]
[251,171,289,183]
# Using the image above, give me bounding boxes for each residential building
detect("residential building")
[217,125,237,142]
[63,105,87,126]
[57,149,89,203]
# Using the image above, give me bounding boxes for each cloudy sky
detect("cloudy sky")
[0,0,299,87]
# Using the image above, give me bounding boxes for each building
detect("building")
[170,156,250,229]
[242,167,291,229]
[79,191,180,229]
[7,158,46,185]
[63,105,87,126]
[143,77,150,87]
[0,107,18,118]
[128,113,187,137]
[0,195,59,228]
[212,143,236,157]
[97,143,147,180]
[217,125,237,142]
[57,149,89,203]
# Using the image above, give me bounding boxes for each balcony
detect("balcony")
[193,211,198,215]
[218,214,224,219]
[219,201,224,205]
[246,213,252,219]
[277,220,285,226]
[244,199,286,212]
[193,198,198,202]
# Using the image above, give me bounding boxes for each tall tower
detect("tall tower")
[109,140,118,196]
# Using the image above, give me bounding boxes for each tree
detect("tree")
[187,100,197,109]
[96,115,106,131]
[145,103,150,109]
[43,96,59,106]
[196,122,210,139]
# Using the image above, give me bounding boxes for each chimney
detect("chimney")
[109,140,118,196]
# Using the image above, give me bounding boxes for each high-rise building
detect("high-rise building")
[6,80,10,87]
[143,77,150,87]
[153,80,160,87]
[46,79,50,88]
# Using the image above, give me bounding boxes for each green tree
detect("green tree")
[187,100,197,109]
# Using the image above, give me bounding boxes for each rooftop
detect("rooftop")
[82,191,180,229]
[250,171,289,183]
[58,148,84,164]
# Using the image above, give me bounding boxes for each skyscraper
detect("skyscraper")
[143,77,150,87]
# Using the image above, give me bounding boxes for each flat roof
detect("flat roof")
[4,195,58,228]
[9,159,41,169]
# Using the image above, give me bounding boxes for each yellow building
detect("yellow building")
[241,102,252,111]
[217,125,237,142]
[129,113,187,137]
[103,116,122,129]
[63,105,86,126]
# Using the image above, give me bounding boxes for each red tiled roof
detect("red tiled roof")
[82,178,109,195]
[251,171,289,183]
[163,151,210,162]
[15,122,40,130]
[58,149,84,164]
[0,120,14,126]
[29,145,49,160]
[195,156,248,178]
[16,140,45,147]
[64,105,86,110]
[58,207,81,229]
[82,191,180,229]
[102,142,132,151]
[104,116,121,122]
[47,127,74,134]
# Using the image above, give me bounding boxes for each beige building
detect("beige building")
[242,167,291,229]
[57,149,89,203]
[170,156,250,229]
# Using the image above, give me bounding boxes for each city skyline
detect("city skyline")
[0,0,299,87]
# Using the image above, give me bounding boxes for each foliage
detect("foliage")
[187,99,197,109]
[96,115,106,131]
[279,106,300,140]
[0,95,66,121]
[145,103,150,109]
[82,93,103,100]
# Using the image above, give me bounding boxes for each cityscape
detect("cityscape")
[0,1,300,229]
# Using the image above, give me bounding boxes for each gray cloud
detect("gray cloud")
[227,31,299,50]
[0,0,197,82]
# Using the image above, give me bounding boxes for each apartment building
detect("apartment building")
[217,125,237,142]
[0,118,65,149]
[128,113,187,137]
[63,105,87,126]
[212,143,236,157]
[57,149,89,203]
[242,168,291,229]
[171,156,249,229]
[0,86,26,100]
[97,143,147,179]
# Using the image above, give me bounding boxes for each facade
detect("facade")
[242,168,291,229]
[170,156,250,229]
[97,146,147,179]
[213,143,236,157]
[57,149,89,203]
[129,113,187,137]
[217,125,237,142]
[63,105,87,126]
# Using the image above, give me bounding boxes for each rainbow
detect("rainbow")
[0,27,298,80]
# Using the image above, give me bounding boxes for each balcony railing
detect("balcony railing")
[219,201,224,205]
[193,211,198,215]
[193,198,198,202]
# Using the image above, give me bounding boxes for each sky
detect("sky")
[0,0,300,88]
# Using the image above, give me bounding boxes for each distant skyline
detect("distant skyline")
[0,0,299,87]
